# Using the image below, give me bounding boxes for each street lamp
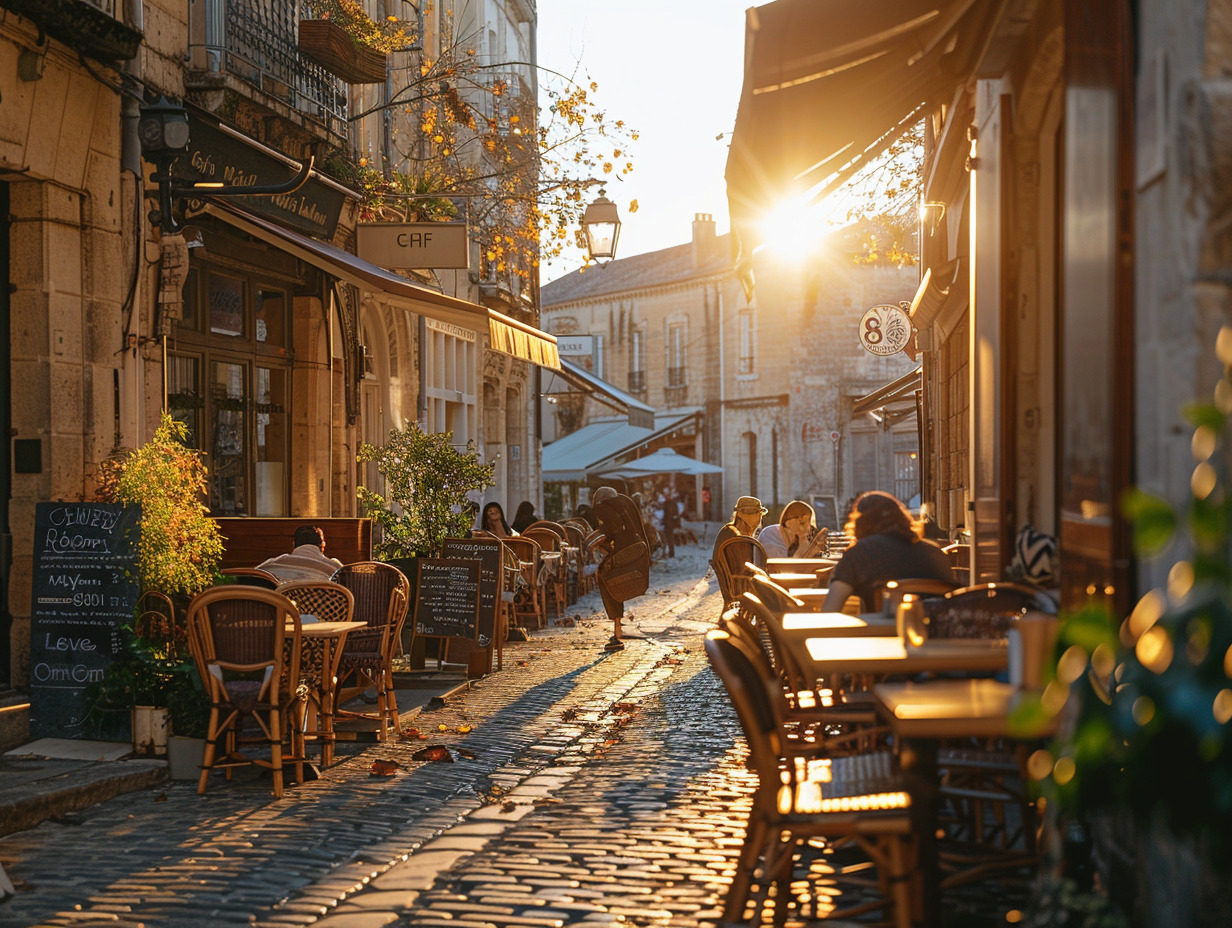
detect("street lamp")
[138,96,192,233]
[583,189,621,263]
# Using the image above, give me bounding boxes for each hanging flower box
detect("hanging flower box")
[298,19,387,84]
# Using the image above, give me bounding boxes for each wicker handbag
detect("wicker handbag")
[599,540,650,601]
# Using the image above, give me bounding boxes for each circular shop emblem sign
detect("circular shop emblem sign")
[858,304,912,356]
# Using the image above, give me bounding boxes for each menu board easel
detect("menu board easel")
[412,559,481,673]
[28,502,141,740]
[442,537,505,673]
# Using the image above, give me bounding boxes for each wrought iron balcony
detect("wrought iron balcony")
[666,366,687,388]
[628,370,647,394]
[188,0,348,140]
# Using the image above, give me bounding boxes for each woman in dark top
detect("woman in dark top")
[480,502,515,538]
[822,490,952,612]
[511,500,538,533]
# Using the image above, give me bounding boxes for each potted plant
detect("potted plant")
[1022,330,1232,923]
[357,423,494,657]
[88,413,223,753]
[298,0,414,84]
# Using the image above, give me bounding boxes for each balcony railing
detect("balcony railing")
[189,0,348,139]
[628,370,647,394]
[667,366,687,388]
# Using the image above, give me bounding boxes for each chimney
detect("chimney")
[692,212,716,268]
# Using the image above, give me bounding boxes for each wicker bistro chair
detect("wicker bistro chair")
[521,527,568,617]
[715,534,768,604]
[186,586,305,798]
[559,522,594,598]
[504,535,547,628]
[705,628,917,928]
[329,562,410,741]
[221,567,280,590]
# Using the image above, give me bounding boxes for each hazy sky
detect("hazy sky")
[535,1,754,281]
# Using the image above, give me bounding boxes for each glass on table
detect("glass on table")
[896,594,929,648]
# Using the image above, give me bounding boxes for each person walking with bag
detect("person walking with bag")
[591,486,651,651]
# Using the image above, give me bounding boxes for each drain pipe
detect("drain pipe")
[120,0,146,444]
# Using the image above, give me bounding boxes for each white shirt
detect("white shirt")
[257,544,343,582]
[756,524,789,559]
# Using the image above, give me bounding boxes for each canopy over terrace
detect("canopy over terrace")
[724,0,1000,278]
[541,359,656,428]
[542,412,702,483]
[595,447,723,480]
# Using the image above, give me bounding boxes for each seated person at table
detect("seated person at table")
[257,525,343,582]
[712,495,766,557]
[479,501,516,538]
[757,499,829,559]
[821,491,951,612]
[511,500,538,533]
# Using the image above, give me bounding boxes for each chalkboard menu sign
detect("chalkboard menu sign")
[441,538,501,646]
[413,558,480,640]
[29,502,141,739]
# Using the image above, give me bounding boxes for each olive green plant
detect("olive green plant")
[357,423,494,559]
[96,411,223,596]
[1024,325,1232,868]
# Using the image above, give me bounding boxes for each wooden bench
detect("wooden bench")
[212,518,373,570]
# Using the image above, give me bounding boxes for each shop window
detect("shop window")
[172,262,292,516]
[424,319,477,446]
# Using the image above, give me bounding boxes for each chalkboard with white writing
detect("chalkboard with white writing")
[440,539,502,646]
[28,502,141,739]
[413,558,480,640]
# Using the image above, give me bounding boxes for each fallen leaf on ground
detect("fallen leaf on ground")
[516,660,528,667]
[560,708,579,722]
[412,745,454,763]
[153,793,168,802]
[500,799,517,812]
[398,727,426,741]
[611,702,637,714]
[457,723,472,733]
[370,759,401,776]
[438,723,448,731]
[457,748,476,759]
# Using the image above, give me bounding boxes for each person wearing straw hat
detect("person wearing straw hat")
[711,495,767,564]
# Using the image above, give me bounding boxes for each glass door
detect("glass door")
[255,366,288,516]
[209,361,248,515]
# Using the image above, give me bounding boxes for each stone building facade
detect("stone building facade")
[541,214,919,524]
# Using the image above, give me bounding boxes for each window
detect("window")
[667,323,686,387]
[738,309,756,374]
[628,327,646,393]
[171,268,292,516]
[424,318,477,446]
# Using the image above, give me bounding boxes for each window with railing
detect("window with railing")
[667,323,686,386]
[193,0,348,136]
[738,309,756,374]
[629,328,646,393]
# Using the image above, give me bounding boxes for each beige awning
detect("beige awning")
[852,366,922,419]
[203,202,559,369]
[725,0,1000,261]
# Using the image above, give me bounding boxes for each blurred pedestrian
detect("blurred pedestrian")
[659,487,681,558]
[591,486,651,651]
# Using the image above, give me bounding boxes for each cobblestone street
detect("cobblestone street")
[0,547,759,928]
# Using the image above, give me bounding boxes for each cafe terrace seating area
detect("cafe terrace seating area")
[707,553,1059,926]
[169,516,607,797]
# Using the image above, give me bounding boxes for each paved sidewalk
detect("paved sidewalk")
[0,549,721,928]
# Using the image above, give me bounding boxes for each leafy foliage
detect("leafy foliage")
[305,0,415,53]
[333,16,638,283]
[1033,325,1232,865]
[96,412,223,597]
[357,422,495,558]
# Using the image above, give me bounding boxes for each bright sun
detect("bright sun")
[756,195,848,263]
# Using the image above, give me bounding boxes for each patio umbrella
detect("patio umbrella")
[595,447,723,479]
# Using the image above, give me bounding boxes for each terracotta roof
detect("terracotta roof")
[541,234,735,306]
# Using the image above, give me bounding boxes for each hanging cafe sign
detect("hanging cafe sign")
[858,303,912,356]
[174,116,348,239]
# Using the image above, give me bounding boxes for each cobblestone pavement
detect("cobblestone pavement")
[0,544,1029,927]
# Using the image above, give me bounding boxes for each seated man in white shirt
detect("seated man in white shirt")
[258,525,344,582]
[757,500,828,559]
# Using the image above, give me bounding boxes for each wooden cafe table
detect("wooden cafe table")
[779,611,897,637]
[766,557,835,573]
[289,619,362,769]
[801,635,1008,678]
[769,571,822,588]
[873,679,1054,927]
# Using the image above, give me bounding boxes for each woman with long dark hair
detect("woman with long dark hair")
[510,500,538,533]
[479,501,515,538]
[821,491,951,612]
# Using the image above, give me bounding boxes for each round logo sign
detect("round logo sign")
[858,304,912,356]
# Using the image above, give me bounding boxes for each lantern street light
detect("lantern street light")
[583,188,621,263]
